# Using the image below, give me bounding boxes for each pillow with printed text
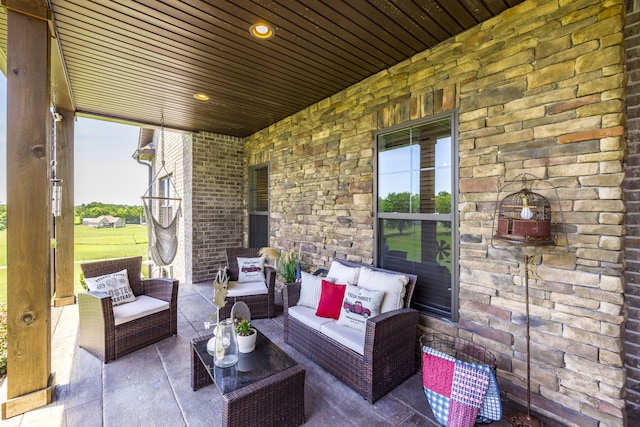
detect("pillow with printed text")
[84,269,136,306]
[336,284,385,331]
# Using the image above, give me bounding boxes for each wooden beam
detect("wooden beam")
[53,109,75,307]
[2,0,49,21]
[1,374,55,419]
[51,39,74,112]
[2,6,54,417]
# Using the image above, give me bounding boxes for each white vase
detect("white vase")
[237,328,257,353]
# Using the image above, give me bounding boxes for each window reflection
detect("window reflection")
[376,116,456,319]
[378,120,451,214]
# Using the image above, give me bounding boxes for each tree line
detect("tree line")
[0,203,144,230]
[379,191,452,234]
[75,202,144,224]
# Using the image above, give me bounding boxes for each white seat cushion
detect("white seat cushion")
[320,321,366,355]
[226,280,268,297]
[113,295,169,326]
[288,305,334,331]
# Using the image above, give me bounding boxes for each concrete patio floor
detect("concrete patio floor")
[0,281,565,427]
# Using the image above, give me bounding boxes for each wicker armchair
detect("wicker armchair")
[217,248,276,319]
[79,256,179,363]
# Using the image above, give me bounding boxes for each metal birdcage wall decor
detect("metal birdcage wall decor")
[494,188,554,246]
[491,173,568,427]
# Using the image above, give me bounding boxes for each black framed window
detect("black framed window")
[159,175,173,227]
[249,164,269,248]
[375,113,459,320]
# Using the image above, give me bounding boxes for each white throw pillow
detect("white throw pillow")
[84,268,136,306]
[357,267,409,313]
[298,271,324,309]
[237,257,265,283]
[336,284,385,331]
[327,261,360,285]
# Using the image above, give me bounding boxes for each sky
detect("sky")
[0,73,148,206]
[378,138,452,198]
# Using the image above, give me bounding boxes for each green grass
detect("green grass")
[0,225,149,304]
[383,221,453,269]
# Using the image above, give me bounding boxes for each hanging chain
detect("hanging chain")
[160,113,165,167]
[50,82,58,181]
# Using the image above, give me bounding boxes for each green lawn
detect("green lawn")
[383,221,453,269]
[0,225,149,304]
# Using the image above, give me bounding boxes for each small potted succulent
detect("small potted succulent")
[235,318,257,353]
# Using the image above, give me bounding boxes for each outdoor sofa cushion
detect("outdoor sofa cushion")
[289,305,367,355]
[315,280,346,319]
[112,295,170,326]
[327,261,360,284]
[298,271,323,309]
[288,305,333,331]
[357,266,408,313]
[320,320,366,355]
[336,284,385,331]
[226,280,268,297]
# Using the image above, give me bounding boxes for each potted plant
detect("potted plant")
[259,247,300,284]
[235,318,257,353]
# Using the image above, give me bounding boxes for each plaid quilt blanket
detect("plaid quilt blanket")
[422,345,502,426]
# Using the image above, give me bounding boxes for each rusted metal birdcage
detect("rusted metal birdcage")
[494,188,554,246]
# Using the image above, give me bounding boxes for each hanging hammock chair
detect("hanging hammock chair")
[141,117,182,267]
[142,190,181,266]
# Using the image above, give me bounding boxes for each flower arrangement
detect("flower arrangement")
[235,318,254,336]
[259,246,300,283]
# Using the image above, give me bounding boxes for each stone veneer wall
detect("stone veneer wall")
[190,132,244,282]
[242,0,627,425]
[625,0,640,417]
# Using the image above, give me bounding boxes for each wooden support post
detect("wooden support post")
[2,2,55,419]
[53,108,76,307]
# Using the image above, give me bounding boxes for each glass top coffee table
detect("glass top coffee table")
[191,329,305,427]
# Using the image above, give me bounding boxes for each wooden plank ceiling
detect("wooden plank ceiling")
[1,0,523,137]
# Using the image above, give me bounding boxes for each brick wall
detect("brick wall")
[151,131,244,283]
[626,0,640,418]
[190,132,244,282]
[242,0,627,425]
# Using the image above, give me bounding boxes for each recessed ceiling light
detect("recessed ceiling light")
[250,22,274,39]
[194,93,209,101]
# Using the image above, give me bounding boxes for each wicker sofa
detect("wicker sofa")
[283,259,418,403]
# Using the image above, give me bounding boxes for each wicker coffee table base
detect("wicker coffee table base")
[191,334,305,427]
[222,365,304,427]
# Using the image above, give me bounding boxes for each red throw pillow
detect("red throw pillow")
[315,280,346,319]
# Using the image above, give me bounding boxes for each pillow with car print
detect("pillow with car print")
[237,257,265,283]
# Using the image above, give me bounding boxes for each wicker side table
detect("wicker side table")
[192,331,305,427]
